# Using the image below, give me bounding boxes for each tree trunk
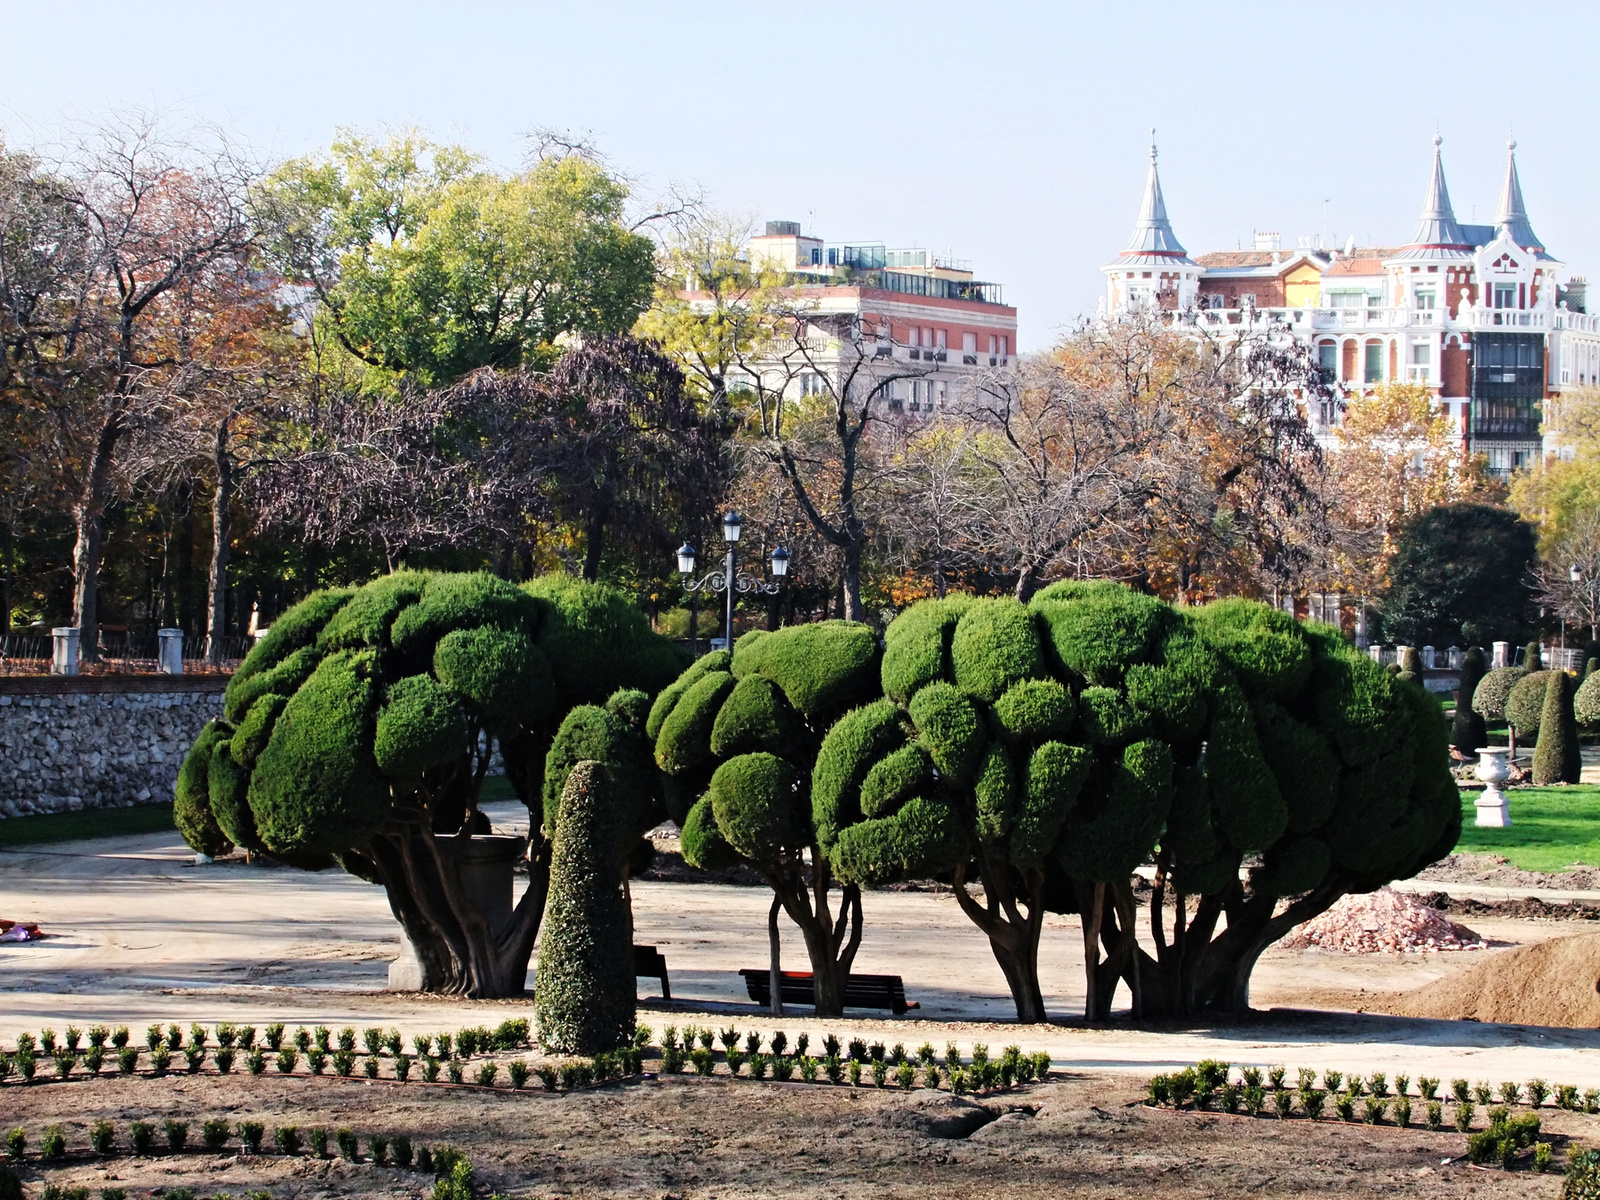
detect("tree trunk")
[951,854,1048,1023]
[1,514,12,636]
[768,894,784,1015]
[583,512,606,582]
[206,419,232,666]
[1013,561,1041,604]
[841,539,865,622]
[767,853,861,1017]
[362,826,550,998]
[71,414,122,663]
[177,482,195,637]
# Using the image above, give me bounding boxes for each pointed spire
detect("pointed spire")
[1121,130,1190,259]
[1495,138,1544,253]
[1405,134,1471,251]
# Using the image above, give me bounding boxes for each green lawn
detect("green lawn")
[0,802,177,848]
[1456,785,1600,874]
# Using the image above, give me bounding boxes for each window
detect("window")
[988,335,998,354]
[1364,342,1383,383]
[1318,342,1337,375]
[1000,336,1009,357]
[1495,283,1516,309]
[936,329,948,350]
[1409,343,1431,384]
[1414,287,1436,310]
[962,331,978,364]
[800,372,828,397]
[1240,293,1256,308]
[1328,292,1365,308]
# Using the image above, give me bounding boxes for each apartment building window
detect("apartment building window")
[800,372,828,397]
[988,335,998,354]
[1364,342,1383,383]
[1409,343,1431,384]
[1414,287,1436,309]
[1000,336,1009,358]
[1318,342,1336,376]
[962,331,978,365]
[1240,293,1256,309]
[936,329,948,350]
[1494,283,1517,309]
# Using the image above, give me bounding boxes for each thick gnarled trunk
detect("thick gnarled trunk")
[952,852,1048,1024]
[364,826,549,998]
[766,850,862,1017]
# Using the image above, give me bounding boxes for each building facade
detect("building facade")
[735,221,1017,414]
[1102,137,1600,474]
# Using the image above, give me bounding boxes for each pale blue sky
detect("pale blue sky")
[4,0,1596,349]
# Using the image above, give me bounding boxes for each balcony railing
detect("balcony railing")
[0,631,251,676]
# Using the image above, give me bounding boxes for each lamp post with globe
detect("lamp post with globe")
[676,512,789,655]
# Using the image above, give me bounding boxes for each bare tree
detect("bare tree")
[0,117,255,659]
[1532,508,1600,643]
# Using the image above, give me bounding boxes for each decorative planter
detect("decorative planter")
[388,832,528,991]
[1473,747,1511,828]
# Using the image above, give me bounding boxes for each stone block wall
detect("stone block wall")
[0,676,226,818]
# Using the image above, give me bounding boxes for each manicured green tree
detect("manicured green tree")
[1379,502,1535,647]
[1526,641,1543,670]
[1575,668,1600,729]
[826,584,1458,1022]
[535,761,635,1054]
[1533,672,1582,786]
[650,620,883,1015]
[1396,646,1422,684]
[173,571,686,997]
[1506,670,1556,742]
[1451,647,1488,756]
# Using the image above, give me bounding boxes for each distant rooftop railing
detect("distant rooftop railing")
[795,269,1004,306]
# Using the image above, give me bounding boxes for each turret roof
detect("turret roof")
[1495,139,1553,260]
[1390,136,1474,262]
[1116,134,1195,266]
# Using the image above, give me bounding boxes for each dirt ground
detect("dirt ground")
[0,1066,1581,1199]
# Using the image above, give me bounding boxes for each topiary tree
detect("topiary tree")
[650,620,884,1015]
[534,760,635,1054]
[1533,672,1582,786]
[173,571,687,997]
[1396,646,1422,684]
[1506,669,1555,742]
[1526,641,1543,671]
[825,584,1459,1022]
[1575,668,1600,730]
[1451,647,1488,757]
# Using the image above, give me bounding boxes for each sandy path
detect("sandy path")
[2,820,1596,1088]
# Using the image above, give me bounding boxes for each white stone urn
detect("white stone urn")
[1474,747,1511,828]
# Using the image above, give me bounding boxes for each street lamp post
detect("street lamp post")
[677,512,789,656]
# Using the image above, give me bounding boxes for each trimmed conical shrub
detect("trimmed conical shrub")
[1525,641,1543,671]
[1534,671,1583,786]
[1396,646,1421,684]
[1451,648,1488,755]
[535,760,634,1055]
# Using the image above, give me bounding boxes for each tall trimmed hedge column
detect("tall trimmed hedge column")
[1533,671,1582,786]
[1451,647,1488,756]
[535,761,635,1055]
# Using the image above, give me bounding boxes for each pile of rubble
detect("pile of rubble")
[1281,887,1486,954]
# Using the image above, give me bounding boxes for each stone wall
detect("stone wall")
[0,676,226,818]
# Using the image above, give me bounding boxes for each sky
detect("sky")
[4,0,1598,351]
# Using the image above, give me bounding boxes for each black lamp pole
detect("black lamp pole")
[677,513,789,656]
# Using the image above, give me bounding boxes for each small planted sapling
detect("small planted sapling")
[90,1120,115,1155]
[309,1128,328,1158]
[239,1122,264,1154]
[129,1122,154,1155]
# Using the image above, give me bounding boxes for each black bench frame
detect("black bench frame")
[634,944,670,1000]
[739,969,917,1014]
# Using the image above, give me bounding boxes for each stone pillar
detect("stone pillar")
[1422,645,1436,669]
[1395,645,1412,669]
[1448,645,1462,669]
[157,629,184,675]
[50,627,79,676]
[1368,644,1384,664]
[1493,641,1510,668]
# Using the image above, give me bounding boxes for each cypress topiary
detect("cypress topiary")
[1576,669,1600,730]
[1451,648,1488,755]
[1472,665,1525,723]
[1533,671,1582,786]
[535,761,635,1055]
[1525,641,1543,671]
[1506,669,1555,740]
[173,571,684,998]
[1396,646,1421,684]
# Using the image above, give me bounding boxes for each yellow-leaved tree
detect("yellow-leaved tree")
[1326,381,1500,596]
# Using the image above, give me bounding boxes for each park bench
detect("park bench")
[634,944,671,1000]
[739,969,918,1014]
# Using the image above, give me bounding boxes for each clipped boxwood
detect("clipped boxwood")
[1506,669,1555,738]
[1472,665,1526,723]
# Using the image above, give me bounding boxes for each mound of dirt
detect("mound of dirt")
[1281,887,1484,954]
[1393,931,1600,1027]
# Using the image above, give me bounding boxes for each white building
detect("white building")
[1101,136,1600,474]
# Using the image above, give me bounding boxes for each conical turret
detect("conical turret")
[1495,139,1546,255]
[1389,136,1472,263]
[1119,133,1193,262]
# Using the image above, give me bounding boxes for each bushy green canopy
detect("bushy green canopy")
[1472,665,1526,723]
[175,571,689,860]
[656,589,1456,907]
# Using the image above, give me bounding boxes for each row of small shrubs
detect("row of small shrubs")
[0,1020,535,1085]
[1146,1063,1594,1111]
[655,1026,1050,1093]
[4,1118,467,1171]
[37,1186,269,1200]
